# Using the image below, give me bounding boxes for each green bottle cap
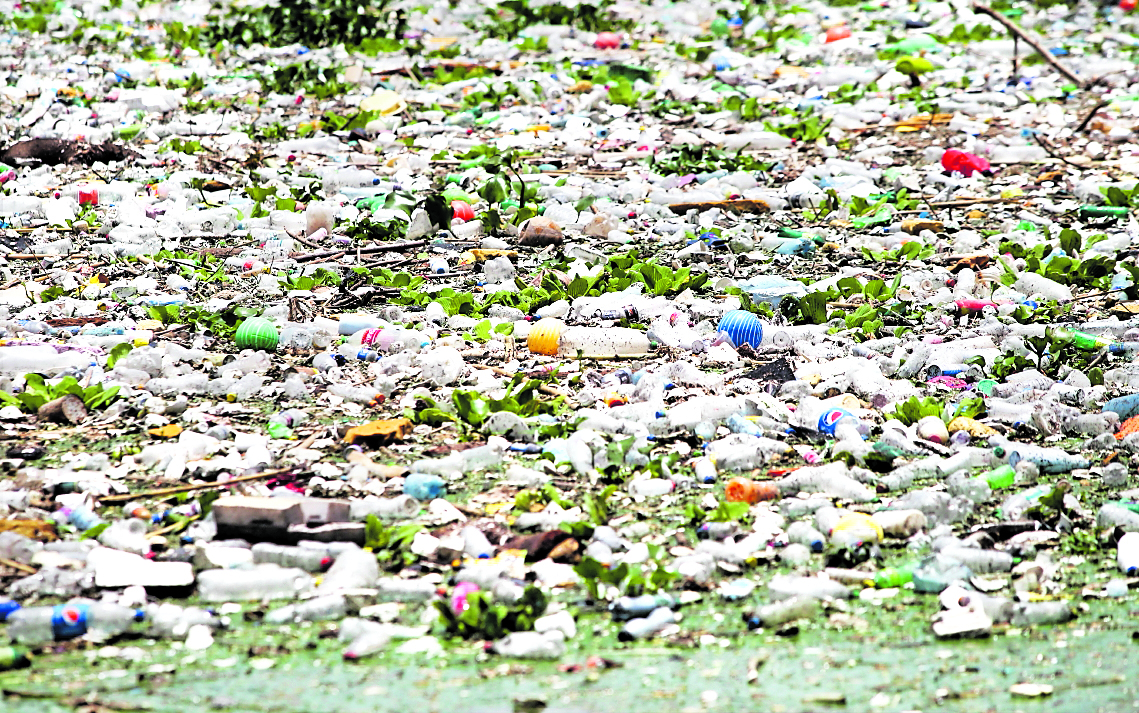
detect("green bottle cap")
[976,379,996,396]
[235,317,279,351]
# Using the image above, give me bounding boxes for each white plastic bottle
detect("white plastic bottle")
[745,595,819,629]
[618,606,676,641]
[462,526,496,559]
[491,630,567,658]
[628,478,675,497]
[1118,531,1139,575]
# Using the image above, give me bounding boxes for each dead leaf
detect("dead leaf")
[147,424,183,439]
[343,418,414,445]
[901,219,943,234]
[0,519,57,541]
[465,249,519,263]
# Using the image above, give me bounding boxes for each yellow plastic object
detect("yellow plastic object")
[832,512,884,545]
[947,416,999,437]
[527,318,565,356]
[360,89,406,116]
[901,219,944,235]
[895,56,934,76]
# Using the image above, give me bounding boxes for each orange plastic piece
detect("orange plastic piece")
[1117,414,1139,440]
[343,418,414,445]
[725,477,779,504]
[825,25,852,43]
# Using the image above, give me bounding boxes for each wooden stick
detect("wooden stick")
[292,240,426,263]
[98,467,294,503]
[1075,100,1111,133]
[972,2,1084,88]
[1032,133,1086,169]
[0,557,36,574]
[468,363,571,399]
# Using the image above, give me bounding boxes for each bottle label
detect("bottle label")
[52,603,89,640]
[359,328,383,346]
[817,408,853,435]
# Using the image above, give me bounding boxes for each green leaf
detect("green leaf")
[452,390,491,427]
[81,523,109,540]
[951,397,986,420]
[836,276,863,297]
[107,343,133,369]
[1058,228,1081,257]
[888,396,945,426]
[22,373,48,398]
[709,500,750,522]
[473,320,492,341]
[567,276,590,299]
[574,195,596,212]
[1104,186,1131,208]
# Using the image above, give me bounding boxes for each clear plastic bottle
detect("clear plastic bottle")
[1008,601,1074,626]
[266,594,348,624]
[375,578,439,601]
[251,543,333,572]
[196,567,314,602]
[618,606,676,641]
[328,383,383,405]
[628,478,675,497]
[340,327,429,357]
[938,547,1013,573]
[609,594,675,621]
[7,600,145,644]
[786,521,826,552]
[350,495,421,520]
[339,618,398,660]
[0,345,93,374]
[529,319,654,358]
[0,531,43,564]
[744,596,819,629]
[317,548,379,592]
[491,630,567,658]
